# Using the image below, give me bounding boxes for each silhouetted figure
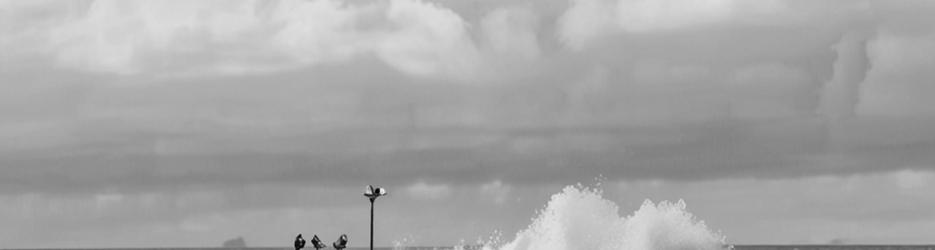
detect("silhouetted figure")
[310,235,327,250]
[294,234,306,250]
[333,234,348,250]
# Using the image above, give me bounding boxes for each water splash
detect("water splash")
[491,185,728,250]
[393,236,417,250]
[455,230,504,250]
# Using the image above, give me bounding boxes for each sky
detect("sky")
[1,0,935,248]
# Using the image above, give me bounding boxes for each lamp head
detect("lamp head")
[364,185,387,200]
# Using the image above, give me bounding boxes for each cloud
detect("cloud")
[860,32,935,116]
[613,0,737,31]
[557,0,791,50]
[0,0,934,204]
[3,1,935,247]
[819,30,873,120]
[404,181,452,200]
[613,169,935,244]
[891,168,935,190]
[374,0,483,79]
[480,7,542,60]
[3,0,483,79]
[556,0,616,50]
[549,0,935,123]
[479,180,513,204]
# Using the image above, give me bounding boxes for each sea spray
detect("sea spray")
[393,236,414,250]
[454,230,504,250]
[494,185,728,250]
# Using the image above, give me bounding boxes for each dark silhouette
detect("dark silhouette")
[310,235,327,250]
[364,185,387,250]
[294,234,306,250]
[333,234,348,250]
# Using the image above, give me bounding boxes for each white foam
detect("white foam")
[492,185,728,250]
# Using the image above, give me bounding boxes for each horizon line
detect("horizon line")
[6,244,935,250]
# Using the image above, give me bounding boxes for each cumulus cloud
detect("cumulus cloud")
[557,0,792,50]
[3,0,935,247]
[555,0,616,50]
[860,32,935,116]
[819,30,873,120]
[4,0,483,78]
[613,0,737,32]
[480,7,542,60]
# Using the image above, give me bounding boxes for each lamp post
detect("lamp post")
[364,185,387,250]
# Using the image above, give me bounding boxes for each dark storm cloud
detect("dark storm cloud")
[3,82,935,195]
[1,0,935,193]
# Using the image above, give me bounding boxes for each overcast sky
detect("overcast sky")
[2,0,935,248]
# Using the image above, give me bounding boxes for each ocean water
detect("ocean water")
[9,186,933,250]
[8,246,935,250]
[9,246,935,250]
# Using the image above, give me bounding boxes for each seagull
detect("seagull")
[294,234,306,250]
[311,235,327,250]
